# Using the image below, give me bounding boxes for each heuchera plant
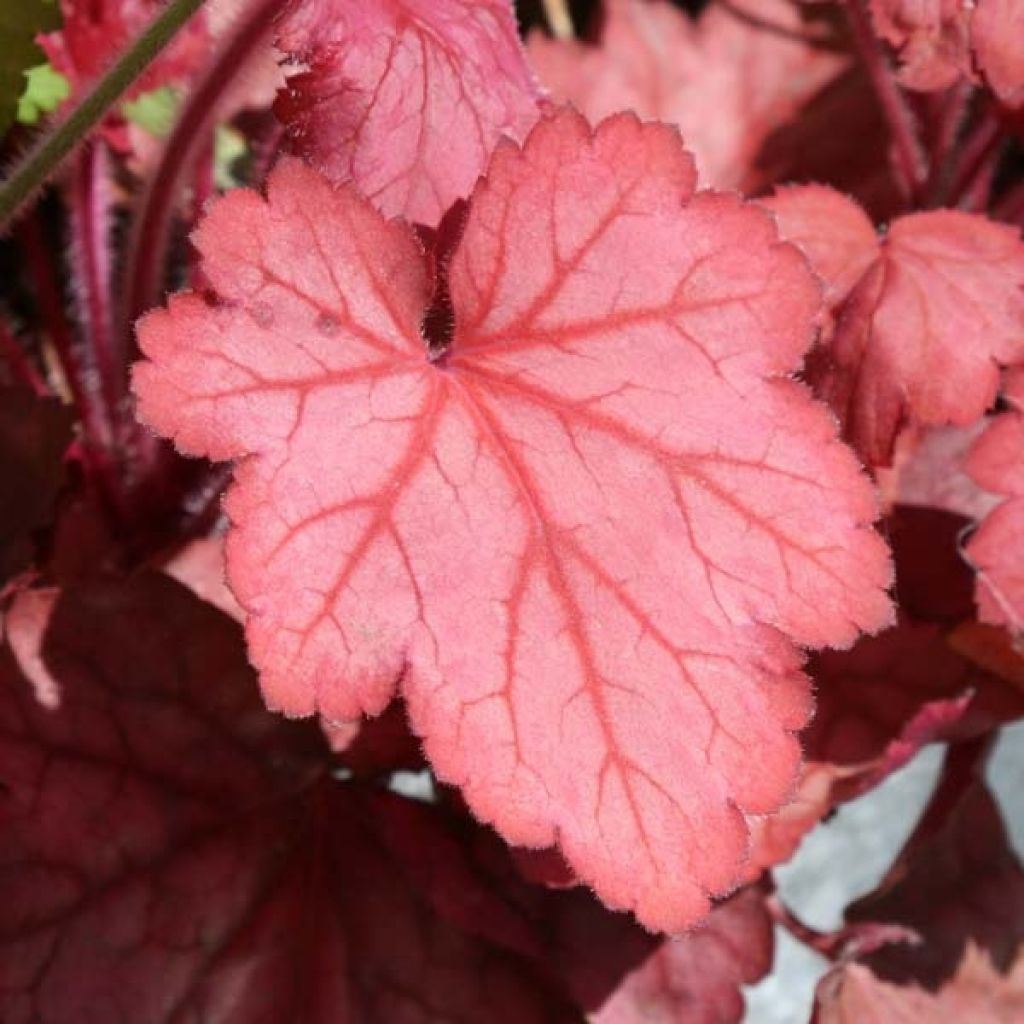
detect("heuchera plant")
[0,0,1022,1019]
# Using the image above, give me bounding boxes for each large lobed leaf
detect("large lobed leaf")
[134,110,892,930]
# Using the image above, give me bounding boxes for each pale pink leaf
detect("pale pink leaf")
[273,0,541,226]
[134,111,893,931]
[527,0,848,191]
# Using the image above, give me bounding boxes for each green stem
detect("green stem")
[0,0,205,229]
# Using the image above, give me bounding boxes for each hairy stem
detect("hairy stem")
[0,0,206,230]
[67,141,119,429]
[843,0,927,205]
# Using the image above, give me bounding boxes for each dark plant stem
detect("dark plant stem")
[947,105,1006,212]
[188,132,215,290]
[67,141,119,430]
[922,81,972,206]
[843,0,927,205]
[993,179,1024,226]
[0,0,206,230]
[120,0,283,353]
[18,216,125,516]
[0,319,49,396]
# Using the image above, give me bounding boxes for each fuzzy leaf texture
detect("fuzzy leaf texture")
[134,110,893,931]
[274,0,541,226]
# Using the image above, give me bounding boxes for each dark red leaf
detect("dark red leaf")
[527,0,851,193]
[0,389,73,588]
[847,782,1024,988]
[0,573,600,1022]
[814,943,1024,1022]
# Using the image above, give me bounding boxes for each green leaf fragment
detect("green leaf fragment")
[122,85,181,137]
[17,63,69,124]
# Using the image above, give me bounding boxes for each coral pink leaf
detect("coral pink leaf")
[133,110,893,931]
[761,185,879,309]
[821,210,1024,466]
[972,0,1024,106]
[965,371,1024,631]
[273,0,541,226]
[0,574,590,1022]
[40,0,209,101]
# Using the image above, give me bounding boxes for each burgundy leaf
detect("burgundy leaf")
[814,943,1024,1022]
[0,389,73,588]
[847,782,1024,987]
[0,573,600,1023]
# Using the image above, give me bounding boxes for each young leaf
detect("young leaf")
[760,184,879,310]
[811,208,1024,466]
[273,0,541,226]
[847,783,1024,987]
[0,574,590,1022]
[39,0,208,104]
[527,0,900,211]
[965,370,1024,631]
[134,110,893,931]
